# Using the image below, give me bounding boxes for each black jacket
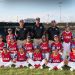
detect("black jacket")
[15,27,28,40]
[32,24,45,39]
[47,26,60,40]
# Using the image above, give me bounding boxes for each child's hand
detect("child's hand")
[12,59,16,63]
[64,59,68,65]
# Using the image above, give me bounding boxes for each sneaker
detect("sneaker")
[1,65,4,68]
[70,68,74,71]
[35,65,40,68]
[53,66,58,70]
[49,68,53,71]
[59,68,63,70]
[39,66,43,69]
[20,65,23,68]
[15,66,19,68]
[9,65,11,68]
[29,66,35,69]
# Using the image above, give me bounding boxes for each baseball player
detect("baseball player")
[46,50,64,70]
[27,45,46,69]
[67,35,75,71]
[40,35,50,60]
[15,46,29,68]
[7,36,18,60]
[0,35,5,62]
[0,35,5,52]
[6,28,16,45]
[43,46,64,70]
[61,25,72,59]
[51,35,63,55]
[24,36,33,59]
[0,46,13,67]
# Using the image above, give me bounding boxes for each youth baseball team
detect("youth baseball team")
[0,18,75,71]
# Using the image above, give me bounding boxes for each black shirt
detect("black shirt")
[32,24,45,39]
[15,27,28,40]
[47,27,60,40]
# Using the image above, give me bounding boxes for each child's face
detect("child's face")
[72,48,75,53]
[3,49,7,53]
[35,49,40,53]
[54,37,59,42]
[0,38,3,42]
[8,30,12,34]
[73,38,75,41]
[52,50,58,55]
[42,38,47,42]
[19,48,24,53]
[10,39,15,43]
[65,27,70,32]
[26,39,31,42]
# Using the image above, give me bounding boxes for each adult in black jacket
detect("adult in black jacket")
[47,20,60,42]
[15,20,28,45]
[32,17,45,45]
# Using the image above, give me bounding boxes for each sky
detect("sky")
[0,0,75,22]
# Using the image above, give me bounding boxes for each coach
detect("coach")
[47,20,60,42]
[15,20,28,45]
[32,17,45,45]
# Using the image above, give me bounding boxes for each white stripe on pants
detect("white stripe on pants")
[46,61,64,69]
[34,61,41,65]
[62,42,70,59]
[27,58,45,67]
[0,61,13,67]
[68,61,75,69]
[0,58,2,62]
[15,61,29,68]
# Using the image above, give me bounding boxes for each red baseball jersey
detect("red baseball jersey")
[2,52,11,62]
[61,31,72,43]
[0,42,5,51]
[33,52,42,61]
[17,52,27,62]
[69,52,75,62]
[6,34,15,44]
[50,53,62,63]
[8,42,18,54]
[40,42,50,53]
[24,43,33,52]
[51,42,62,51]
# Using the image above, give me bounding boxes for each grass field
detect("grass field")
[0,66,75,75]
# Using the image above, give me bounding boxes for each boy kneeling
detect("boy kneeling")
[44,46,64,70]
[15,46,29,68]
[28,45,45,69]
[0,46,13,67]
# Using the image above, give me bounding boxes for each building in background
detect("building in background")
[24,18,36,23]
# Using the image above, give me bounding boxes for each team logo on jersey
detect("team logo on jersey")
[26,47,32,50]
[42,47,48,49]
[65,36,71,39]
[57,47,60,49]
